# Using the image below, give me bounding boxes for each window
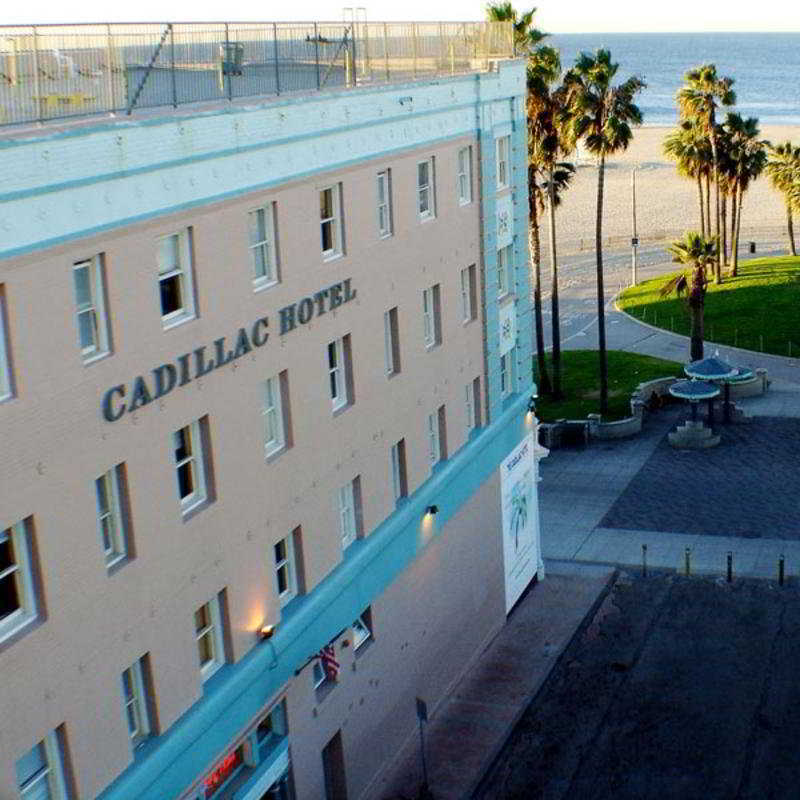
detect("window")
[157,230,195,327]
[338,478,362,551]
[256,701,288,747]
[327,336,353,412]
[377,170,393,237]
[195,595,225,681]
[460,265,477,323]
[383,307,400,376]
[273,534,297,608]
[497,244,513,297]
[0,287,13,402]
[422,285,441,348]
[457,146,472,204]
[320,185,343,259]
[500,350,514,398]
[312,660,327,689]
[0,519,37,643]
[352,607,373,651]
[426,406,448,467]
[467,377,482,433]
[121,656,154,748]
[173,420,208,515]
[73,256,110,361]
[496,135,510,190]
[248,204,278,289]
[15,728,69,800]
[95,465,130,568]
[263,373,288,457]
[417,157,436,220]
[390,439,408,505]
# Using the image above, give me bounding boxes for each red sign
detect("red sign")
[204,747,243,798]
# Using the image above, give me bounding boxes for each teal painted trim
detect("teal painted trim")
[95,388,534,800]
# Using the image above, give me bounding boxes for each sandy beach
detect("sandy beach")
[549,124,800,256]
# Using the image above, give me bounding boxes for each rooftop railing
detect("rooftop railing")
[0,20,514,127]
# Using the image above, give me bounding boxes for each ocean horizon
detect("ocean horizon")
[548,32,800,127]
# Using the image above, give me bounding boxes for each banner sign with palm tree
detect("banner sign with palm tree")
[500,433,539,612]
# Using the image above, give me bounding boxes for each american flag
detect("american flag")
[319,644,340,681]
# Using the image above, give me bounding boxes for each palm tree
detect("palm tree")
[677,64,736,284]
[724,113,767,277]
[765,141,800,256]
[527,46,575,398]
[663,119,712,237]
[661,232,717,361]
[486,3,547,54]
[561,49,645,415]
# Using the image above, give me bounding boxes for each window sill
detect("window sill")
[424,341,441,353]
[200,659,224,684]
[353,636,373,659]
[0,611,38,654]
[322,251,344,264]
[253,278,279,294]
[458,198,472,207]
[181,496,211,523]
[265,443,287,464]
[82,349,112,367]
[496,183,510,193]
[0,391,14,406]
[379,231,393,240]
[162,312,196,332]
[314,678,336,704]
[462,316,476,327]
[332,401,352,419]
[418,214,436,224]
[106,553,131,575]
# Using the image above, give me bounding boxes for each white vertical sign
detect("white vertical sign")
[496,194,513,249]
[499,302,516,356]
[499,433,540,613]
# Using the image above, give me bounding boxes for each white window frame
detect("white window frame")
[320,185,343,260]
[173,420,207,514]
[157,229,195,329]
[417,157,436,221]
[0,520,37,644]
[377,170,393,238]
[195,596,225,681]
[465,383,475,434]
[248,204,278,290]
[16,729,69,800]
[460,267,473,323]
[497,244,513,298]
[273,535,297,608]
[496,135,510,190]
[384,309,399,376]
[338,482,356,550]
[262,375,285,456]
[121,658,151,748]
[500,350,513,398]
[0,289,13,402]
[427,412,440,466]
[422,288,434,347]
[312,660,326,689]
[352,611,372,651]
[457,146,472,205]
[95,467,127,568]
[73,255,110,362]
[328,338,348,411]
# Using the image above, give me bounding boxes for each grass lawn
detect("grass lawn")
[617,255,800,357]
[535,350,683,423]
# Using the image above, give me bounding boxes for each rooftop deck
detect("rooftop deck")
[0,20,513,130]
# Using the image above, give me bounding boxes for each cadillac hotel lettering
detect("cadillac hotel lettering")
[101,278,356,422]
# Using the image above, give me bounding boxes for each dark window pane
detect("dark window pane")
[0,573,20,619]
[160,274,182,316]
[178,462,194,499]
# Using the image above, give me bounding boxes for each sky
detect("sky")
[3,0,795,31]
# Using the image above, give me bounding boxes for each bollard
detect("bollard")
[726,551,733,583]
[749,241,756,254]
[684,547,691,576]
[642,543,648,577]
[779,554,785,586]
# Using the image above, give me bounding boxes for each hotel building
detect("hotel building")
[0,22,541,800]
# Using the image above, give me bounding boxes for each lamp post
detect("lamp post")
[631,166,639,286]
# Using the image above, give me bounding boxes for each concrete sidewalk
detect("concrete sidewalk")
[371,562,616,800]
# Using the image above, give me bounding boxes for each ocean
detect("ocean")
[548,32,800,127]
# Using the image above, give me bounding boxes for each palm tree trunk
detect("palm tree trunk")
[529,198,552,395]
[787,202,797,257]
[731,185,743,277]
[705,172,712,257]
[710,128,722,284]
[596,153,609,415]
[548,168,563,399]
[689,263,705,361]
[720,193,728,267]
[729,185,737,267]
[697,173,705,237]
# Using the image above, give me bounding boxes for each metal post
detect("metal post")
[412,23,418,78]
[361,12,370,79]
[105,23,116,113]
[383,23,390,82]
[438,22,445,75]
[32,26,42,123]
[225,23,233,101]
[418,717,428,790]
[726,551,733,582]
[779,554,785,586]
[169,24,177,108]
[314,23,321,90]
[272,23,280,96]
[642,543,648,577]
[684,547,691,576]
[631,166,638,286]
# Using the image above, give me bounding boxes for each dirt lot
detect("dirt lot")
[475,572,800,800]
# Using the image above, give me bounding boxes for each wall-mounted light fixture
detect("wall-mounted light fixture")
[425,505,439,516]
[259,624,276,641]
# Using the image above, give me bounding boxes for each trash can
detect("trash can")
[749,241,756,253]
[219,42,244,76]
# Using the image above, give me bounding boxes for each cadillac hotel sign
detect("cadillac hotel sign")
[101,278,356,422]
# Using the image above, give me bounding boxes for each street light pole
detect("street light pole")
[631,166,639,286]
